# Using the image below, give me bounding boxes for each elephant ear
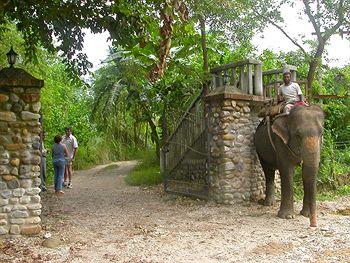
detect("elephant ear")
[271,116,289,144]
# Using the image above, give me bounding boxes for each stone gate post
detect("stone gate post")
[206,90,266,204]
[0,65,44,236]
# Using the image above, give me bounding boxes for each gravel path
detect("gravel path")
[1,160,350,262]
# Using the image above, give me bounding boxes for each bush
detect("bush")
[318,130,350,190]
[124,152,162,186]
[74,137,112,170]
[337,185,350,196]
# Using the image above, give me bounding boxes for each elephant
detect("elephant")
[254,105,324,227]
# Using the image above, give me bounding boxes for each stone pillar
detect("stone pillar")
[206,92,265,204]
[0,67,44,236]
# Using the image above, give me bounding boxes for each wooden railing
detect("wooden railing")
[210,59,263,95]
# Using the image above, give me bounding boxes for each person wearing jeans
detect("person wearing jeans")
[52,135,69,195]
[62,127,78,189]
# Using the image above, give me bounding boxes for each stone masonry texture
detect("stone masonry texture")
[207,97,265,204]
[0,67,43,236]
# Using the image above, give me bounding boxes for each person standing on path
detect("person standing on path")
[52,135,69,195]
[62,127,78,189]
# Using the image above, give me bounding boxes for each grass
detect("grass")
[294,182,350,201]
[316,185,350,201]
[102,163,119,170]
[124,152,162,186]
[336,185,350,195]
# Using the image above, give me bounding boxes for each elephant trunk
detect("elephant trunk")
[301,136,321,227]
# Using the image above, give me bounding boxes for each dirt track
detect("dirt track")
[1,161,350,263]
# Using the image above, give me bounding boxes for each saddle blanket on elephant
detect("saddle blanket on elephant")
[258,103,285,118]
[258,101,309,118]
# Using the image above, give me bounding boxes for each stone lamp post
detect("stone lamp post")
[0,47,44,236]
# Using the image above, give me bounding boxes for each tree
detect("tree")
[254,0,350,89]
[301,0,350,88]
[179,0,278,96]
[1,0,277,79]
[91,40,205,157]
[0,1,148,74]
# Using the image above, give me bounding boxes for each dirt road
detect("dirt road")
[1,161,350,262]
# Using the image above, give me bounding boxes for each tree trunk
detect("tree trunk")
[199,16,209,74]
[141,103,160,159]
[199,15,209,95]
[133,121,137,148]
[144,124,148,148]
[161,107,168,147]
[307,59,318,93]
[307,44,325,90]
[147,118,160,159]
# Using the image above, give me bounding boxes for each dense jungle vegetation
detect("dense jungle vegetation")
[0,0,349,195]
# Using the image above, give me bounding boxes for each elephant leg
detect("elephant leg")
[278,165,295,219]
[262,166,276,206]
[301,165,317,227]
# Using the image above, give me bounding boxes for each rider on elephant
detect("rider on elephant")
[278,70,306,114]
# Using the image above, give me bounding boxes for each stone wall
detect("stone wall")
[206,93,266,204]
[0,67,43,236]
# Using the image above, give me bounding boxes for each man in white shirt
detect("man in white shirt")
[278,70,303,114]
[62,127,78,188]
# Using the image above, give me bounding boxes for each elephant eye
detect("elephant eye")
[295,130,302,137]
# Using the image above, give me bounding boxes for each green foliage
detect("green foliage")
[318,130,350,189]
[336,185,350,196]
[124,153,162,186]
[322,66,350,96]
[0,25,106,182]
[0,1,150,74]
[315,184,350,201]
[90,18,257,158]
[316,69,350,193]
[191,0,281,39]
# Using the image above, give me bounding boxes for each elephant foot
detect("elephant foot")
[310,215,317,227]
[300,208,310,218]
[265,198,276,206]
[258,198,275,206]
[278,209,295,219]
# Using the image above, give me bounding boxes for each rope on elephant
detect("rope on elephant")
[266,115,277,153]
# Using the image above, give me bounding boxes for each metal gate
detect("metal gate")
[162,93,210,199]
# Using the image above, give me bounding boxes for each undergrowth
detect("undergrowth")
[124,152,162,186]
